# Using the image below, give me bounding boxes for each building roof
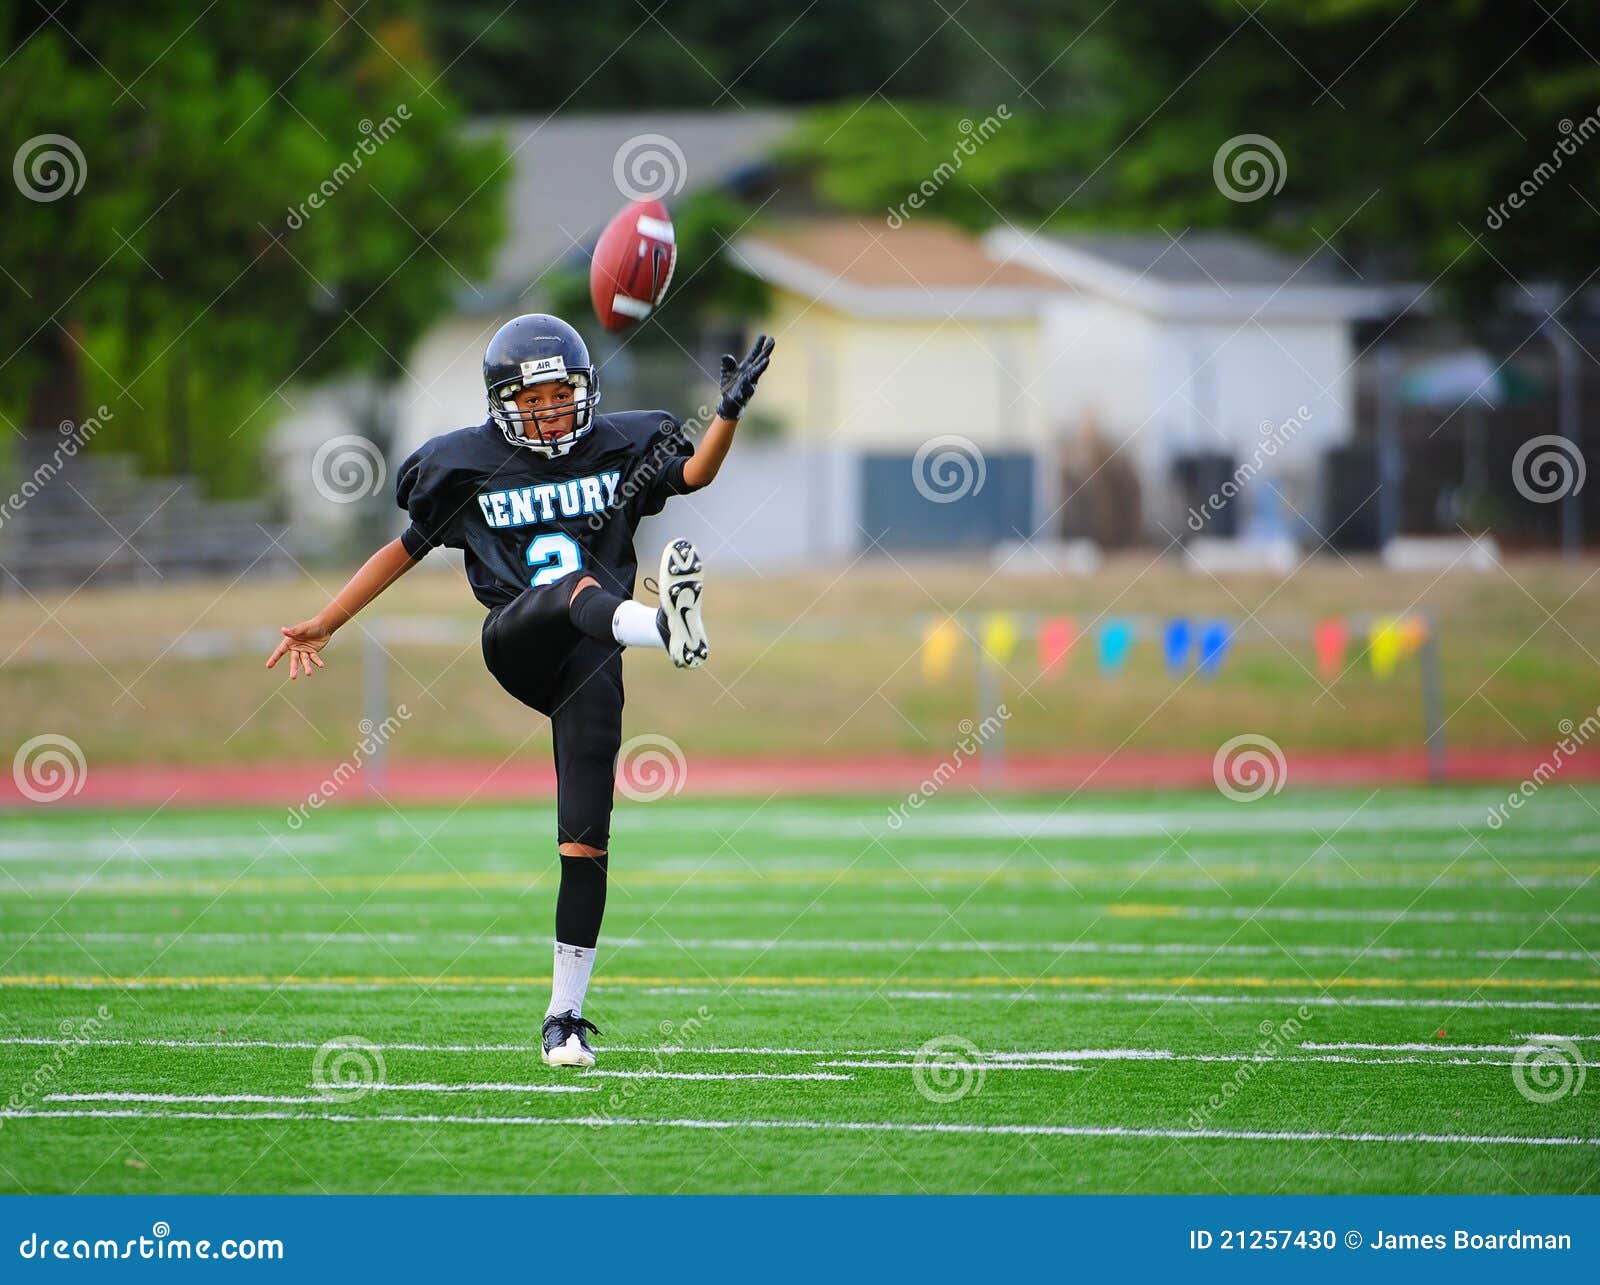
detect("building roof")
[1050,231,1351,287]
[985,227,1395,321]
[466,110,793,302]
[732,219,1066,320]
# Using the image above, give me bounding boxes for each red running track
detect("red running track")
[2,748,1596,810]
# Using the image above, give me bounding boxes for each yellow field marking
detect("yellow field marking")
[1,973,1596,991]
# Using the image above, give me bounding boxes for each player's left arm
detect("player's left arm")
[681,334,775,490]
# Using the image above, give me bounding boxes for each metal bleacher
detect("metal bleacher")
[0,452,293,594]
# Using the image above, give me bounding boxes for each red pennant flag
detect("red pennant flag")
[1037,616,1076,675]
[1313,618,1348,680]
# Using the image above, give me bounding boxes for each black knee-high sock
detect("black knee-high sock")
[555,853,608,948]
[568,582,627,644]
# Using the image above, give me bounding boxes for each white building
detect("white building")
[984,228,1390,539]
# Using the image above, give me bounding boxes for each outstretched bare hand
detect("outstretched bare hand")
[266,618,332,680]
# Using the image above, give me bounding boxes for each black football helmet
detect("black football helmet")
[483,314,600,456]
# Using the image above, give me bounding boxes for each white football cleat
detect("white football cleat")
[655,538,708,668]
[541,1011,598,1068]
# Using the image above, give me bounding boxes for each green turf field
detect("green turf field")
[1,786,1596,1194]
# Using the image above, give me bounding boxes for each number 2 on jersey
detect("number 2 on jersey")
[525,533,581,586]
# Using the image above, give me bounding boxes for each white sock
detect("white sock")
[547,941,596,1018]
[612,600,664,649]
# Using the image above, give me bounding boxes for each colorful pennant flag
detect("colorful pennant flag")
[981,613,1019,664]
[1098,619,1134,675]
[1313,618,1348,680]
[1162,619,1193,673]
[1369,617,1401,679]
[921,618,961,683]
[1037,617,1076,675]
[1397,615,1429,660]
[1198,620,1230,676]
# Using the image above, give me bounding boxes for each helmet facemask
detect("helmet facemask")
[488,358,599,458]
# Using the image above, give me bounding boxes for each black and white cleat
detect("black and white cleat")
[541,1010,599,1068]
[655,538,708,669]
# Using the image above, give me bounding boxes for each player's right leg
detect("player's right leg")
[566,539,708,669]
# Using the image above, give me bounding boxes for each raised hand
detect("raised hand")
[715,334,775,421]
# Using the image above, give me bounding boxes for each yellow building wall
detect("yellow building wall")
[752,288,1046,451]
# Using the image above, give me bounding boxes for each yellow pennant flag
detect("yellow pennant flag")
[921,618,961,683]
[980,612,1019,664]
[1369,617,1401,679]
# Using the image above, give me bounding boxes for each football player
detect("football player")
[266,314,774,1067]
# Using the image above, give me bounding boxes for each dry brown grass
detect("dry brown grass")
[2,552,1596,765]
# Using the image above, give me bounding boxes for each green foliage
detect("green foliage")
[784,1,1600,318]
[423,0,971,111]
[0,1,506,493]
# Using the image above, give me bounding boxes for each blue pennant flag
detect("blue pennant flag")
[1198,619,1231,677]
[1163,619,1193,673]
[1098,619,1133,675]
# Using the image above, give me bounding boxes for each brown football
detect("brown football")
[589,199,677,333]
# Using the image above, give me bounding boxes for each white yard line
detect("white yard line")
[3,1106,1596,1148]
[1304,1041,1595,1056]
[0,1035,1146,1058]
[650,987,1600,1013]
[1109,905,1600,925]
[574,1070,851,1082]
[779,802,1600,840]
[819,1060,1084,1073]
[46,1086,583,1103]
[7,1034,1586,1069]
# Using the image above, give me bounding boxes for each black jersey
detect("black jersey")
[395,411,698,609]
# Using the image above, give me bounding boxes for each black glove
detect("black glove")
[716,334,775,421]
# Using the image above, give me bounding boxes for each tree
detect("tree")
[0,0,506,494]
[783,0,1600,315]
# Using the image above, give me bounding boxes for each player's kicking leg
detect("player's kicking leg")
[566,538,708,669]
